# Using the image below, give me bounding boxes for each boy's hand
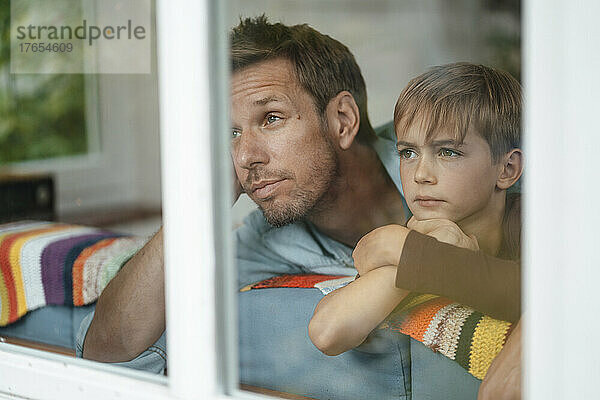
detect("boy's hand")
[407,217,479,251]
[352,224,410,275]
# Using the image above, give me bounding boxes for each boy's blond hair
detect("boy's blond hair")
[394,63,521,162]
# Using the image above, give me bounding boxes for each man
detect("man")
[78,16,517,400]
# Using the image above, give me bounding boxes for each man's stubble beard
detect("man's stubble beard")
[260,134,340,228]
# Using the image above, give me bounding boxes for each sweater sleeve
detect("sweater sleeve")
[395,230,521,322]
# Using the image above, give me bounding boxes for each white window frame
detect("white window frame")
[523,0,600,399]
[2,0,600,399]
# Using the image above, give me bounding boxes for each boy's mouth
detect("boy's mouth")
[414,196,445,207]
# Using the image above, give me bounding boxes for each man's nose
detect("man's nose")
[414,157,437,184]
[234,129,269,170]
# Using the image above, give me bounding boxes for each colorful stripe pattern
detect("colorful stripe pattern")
[0,221,147,326]
[243,274,513,380]
[240,274,346,292]
[387,293,513,380]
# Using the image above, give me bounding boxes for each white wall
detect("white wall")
[228,0,513,127]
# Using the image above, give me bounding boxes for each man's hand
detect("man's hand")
[478,319,522,400]
[352,224,410,276]
[232,156,243,204]
[407,217,479,251]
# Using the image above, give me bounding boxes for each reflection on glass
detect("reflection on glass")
[0,0,162,378]
[231,1,521,399]
[0,5,86,163]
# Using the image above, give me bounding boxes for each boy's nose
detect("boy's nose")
[414,158,437,184]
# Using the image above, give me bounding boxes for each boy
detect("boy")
[309,63,523,360]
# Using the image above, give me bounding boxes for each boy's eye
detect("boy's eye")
[439,148,460,157]
[398,149,417,159]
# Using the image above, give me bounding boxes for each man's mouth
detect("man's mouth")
[250,179,286,200]
[413,196,445,207]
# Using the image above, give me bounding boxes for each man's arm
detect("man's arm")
[83,166,244,362]
[308,266,409,356]
[83,228,166,362]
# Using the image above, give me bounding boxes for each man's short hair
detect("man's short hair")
[231,15,375,144]
[394,62,521,162]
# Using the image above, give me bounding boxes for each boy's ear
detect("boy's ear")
[325,91,360,150]
[496,148,524,190]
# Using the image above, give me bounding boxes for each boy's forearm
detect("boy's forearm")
[397,230,521,322]
[83,228,166,362]
[309,266,409,356]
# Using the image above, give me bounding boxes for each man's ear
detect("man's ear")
[325,91,360,150]
[496,148,524,190]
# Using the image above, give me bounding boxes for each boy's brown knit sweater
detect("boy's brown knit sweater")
[396,194,521,322]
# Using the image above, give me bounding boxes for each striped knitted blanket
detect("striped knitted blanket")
[386,292,512,380]
[0,221,147,326]
[243,274,512,380]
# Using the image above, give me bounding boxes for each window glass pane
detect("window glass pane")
[0,4,87,163]
[0,0,164,385]
[229,1,521,399]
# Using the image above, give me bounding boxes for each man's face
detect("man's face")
[231,58,339,227]
[396,123,502,225]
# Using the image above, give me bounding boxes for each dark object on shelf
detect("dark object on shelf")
[0,174,55,224]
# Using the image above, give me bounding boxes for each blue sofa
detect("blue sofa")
[0,304,94,350]
[1,286,480,399]
[239,287,480,399]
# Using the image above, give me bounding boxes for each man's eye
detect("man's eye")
[266,115,281,124]
[439,148,460,157]
[398,149,417,159]
[232,130,241,139]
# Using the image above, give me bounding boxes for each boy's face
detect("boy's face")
[396,123,503,225]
